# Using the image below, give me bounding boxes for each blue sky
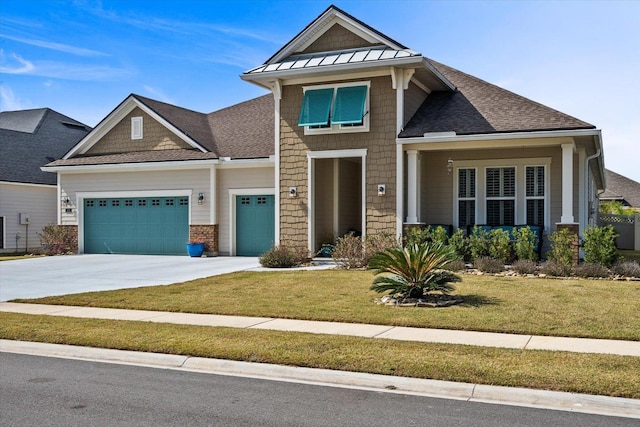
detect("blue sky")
[1,0,639,181]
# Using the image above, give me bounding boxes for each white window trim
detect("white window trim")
[302,81,370,135]
[75,190,192,253]
[228,188,275,256]
[131,116,143,140]
[453,158,551,231]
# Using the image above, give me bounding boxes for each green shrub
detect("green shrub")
[583,225,618,267]
[611,260,640,278]
[540,260,573,277]
[38,224,74,255]
[469,226,491,261]
[448,228,470,262]
[403,226,430,247]
[513,226,538,261]
[369,242,461,299]
[512,259,538,275]
[488,228,513,263]
[548,228,575,266]
[259,246,308,268]
[403,226,448,247]
[474,256,504,274]
[574,263,610,278]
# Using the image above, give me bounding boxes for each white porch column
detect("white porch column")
[406,150,419,223]
[561,143,575,223]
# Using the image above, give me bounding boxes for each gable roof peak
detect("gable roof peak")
[265,4,408,65]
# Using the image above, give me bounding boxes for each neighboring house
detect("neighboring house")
[43,5,605,257]
[0,108,91,253]
[600,169,640,208]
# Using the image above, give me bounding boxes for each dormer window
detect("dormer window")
[298,81,370,134]
[131,116,143,139]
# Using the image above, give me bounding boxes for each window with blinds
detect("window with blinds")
[457,168,476,228]
[526,166,545,226]
[486,167,515,226]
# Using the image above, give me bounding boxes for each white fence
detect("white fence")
[598,212,640,250]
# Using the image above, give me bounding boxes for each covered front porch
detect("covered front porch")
[398,130,605,255]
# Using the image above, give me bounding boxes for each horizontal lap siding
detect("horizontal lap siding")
[0,184,56,252]
[59,169,211,225]
[420,147,565,228]
[217,167,275,256]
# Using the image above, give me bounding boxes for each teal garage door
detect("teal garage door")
[236,195,274,256]
[84,197,189,255]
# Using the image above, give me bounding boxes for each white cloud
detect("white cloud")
[0,49,134,81]
[0,50,35,74]
[0,85,33,111]
[0,34,108,57]
[143,86,175,104]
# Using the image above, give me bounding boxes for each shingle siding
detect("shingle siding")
[279,75,397,249]
[302,23,379,53]
[85,107,192,155]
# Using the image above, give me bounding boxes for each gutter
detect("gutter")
[396,128,602,145]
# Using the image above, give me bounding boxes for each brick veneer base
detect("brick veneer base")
[190,225,219,256]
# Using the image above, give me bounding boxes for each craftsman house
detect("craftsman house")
[43,5,605,256]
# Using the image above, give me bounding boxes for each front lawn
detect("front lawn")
[1,312,639,398]
[16,270,640,341]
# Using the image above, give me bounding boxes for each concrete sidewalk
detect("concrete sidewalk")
[2,302,639,356]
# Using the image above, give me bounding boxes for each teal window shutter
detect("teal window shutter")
[332,85,367,125]
[298,88,334,127]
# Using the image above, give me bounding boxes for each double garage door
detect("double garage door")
[84,194,275,256]
[84,197,189,255]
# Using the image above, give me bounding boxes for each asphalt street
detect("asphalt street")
[1,352,636,427]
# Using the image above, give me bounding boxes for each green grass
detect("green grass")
[17,270,640,341]
[1,312,638,399]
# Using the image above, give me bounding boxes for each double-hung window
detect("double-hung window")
[457,168,476,228]
[486,167,515,226]
[526,166,545,226]
[298,82,370,134]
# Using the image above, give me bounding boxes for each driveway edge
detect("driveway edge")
[2,340,638,419]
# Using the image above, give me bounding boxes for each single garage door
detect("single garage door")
[236,195,274,256]
[84,197,189,255]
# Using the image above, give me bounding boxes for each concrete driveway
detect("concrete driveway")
[0,255,259,301]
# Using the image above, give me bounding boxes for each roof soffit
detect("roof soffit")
[63,96,207,159]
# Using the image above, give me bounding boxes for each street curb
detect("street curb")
[2,340,639,419]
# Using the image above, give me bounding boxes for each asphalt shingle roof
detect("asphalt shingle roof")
[601,169,640,207]
[0,108,91,184]
[399,60,595,137]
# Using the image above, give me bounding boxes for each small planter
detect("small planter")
[186,242,205,257]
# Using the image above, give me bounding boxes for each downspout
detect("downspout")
[584,148,601,229]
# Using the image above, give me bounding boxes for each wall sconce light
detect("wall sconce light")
[289,187,297,197]
[63,197,70,206]
[198,193,204,204]
[377,184,386,196]
[447,158,454,175]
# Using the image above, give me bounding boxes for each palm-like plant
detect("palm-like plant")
[369,242,461,299]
